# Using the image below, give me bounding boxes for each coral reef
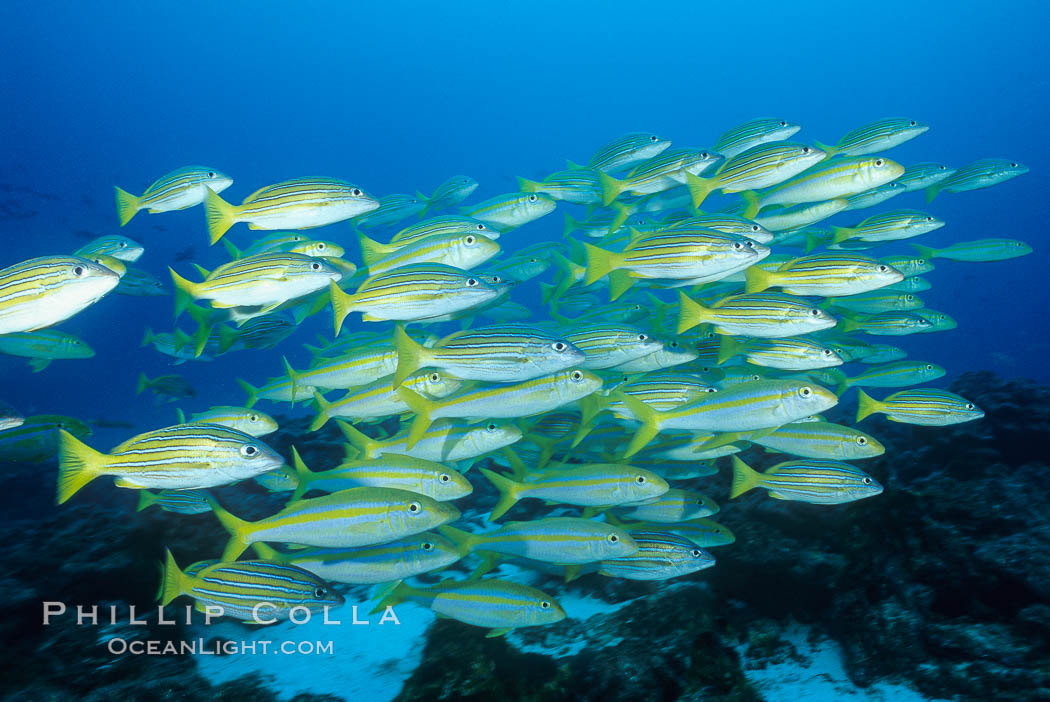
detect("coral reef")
[2,371,1047,701]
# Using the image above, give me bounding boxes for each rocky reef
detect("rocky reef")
[2,371,1048,701]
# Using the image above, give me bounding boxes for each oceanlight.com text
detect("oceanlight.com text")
[105,638,336,656]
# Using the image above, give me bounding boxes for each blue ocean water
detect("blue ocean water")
[1,1,1046,438]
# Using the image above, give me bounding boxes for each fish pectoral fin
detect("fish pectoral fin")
[767,491,789,500]
[210,301,238,309]
[113,477,148,489]
[486,627,514,638]
[361,313,383,322]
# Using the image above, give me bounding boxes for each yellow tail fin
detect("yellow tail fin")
[393,325,429,387]
[480,468,522,521]
[203,189,238,245]
[617,392,663,458]
[437,525,478,557]
[830,226,855,245]
[813,140,838,160]
[160,549,189,606]
[740,190,761,220]
[729,456,764,499]
[113,186,141,226]
[516,176,542,193]
[329,281,357,336]
[582,242,619,286]
[716,335,742,365]
[744,265,774,294]
[677,291,713,334]
[607,270,636,302]
[56,430,107,504]
[855,389,883,422]
[168,268,200,319]
[396,386,436,449]
[309,391,333,433]
[685,172,718,210]
[335,419,380,458]
[137,491,159,512]
[204,495,255,561]
[597,171,626,207]
[358,233,394,267]
[290,446,314,499]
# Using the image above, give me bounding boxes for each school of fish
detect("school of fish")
[0,117,1032,636]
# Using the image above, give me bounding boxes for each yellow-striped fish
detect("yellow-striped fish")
[330,263,501,334]
[160,551,343,621]
[208,488,461,560]
[374,578,565,637]
[730,456,883,503]
[0,256,120,335]
[115,166,232,226]
[203,177,379,244]
[55,423,284,504]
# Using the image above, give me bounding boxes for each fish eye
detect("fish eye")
[208,171,216,177]
[439,473,451,483]
[317,242,326,250]
[408,501,421,513]
[466,278,479,287]
[311,262,322,270]
[809,309,821,317]
[925,364,933,370]
[314,586,327,598]
[465,235,476,245]
[877,265,888,272]
[240,444,259,458]
[700,151,710,159]
[779,121,787,127]
[801,146,810,154]
[119,241,128,247]
[570,370,584,381]
[925,216,935,222]
[249,414,258,422]
[72,266,85,276]
[744,241,755,248]
[636,475,646,484]
[607,533,619,543]
[351,188,362,196]
[476,223,486,230]
[552,341,568,352]
[874,159,885,167]
[751,225,760,232]
[909,120,917,126]
[751,374,761,381]
[490,275,503,283]
[862,477,873,484]
[917,259,925,265]
[487,423,497,431]
[822,349,833,356]
[650,135,659,142]
[422,541,434,551]
[856,436,868,445]
[733,242,743,250]
[691,549,703,557]
[429,372,440,382]
[637,333,648,341]
[965,403,975,410]
[906,295,914,301]
[799,386,812,397]
[670,341,679,348]
[540,601,552,609]
[1011,162,1018,168]
[705,387,718,393]
[528,194,538,202]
